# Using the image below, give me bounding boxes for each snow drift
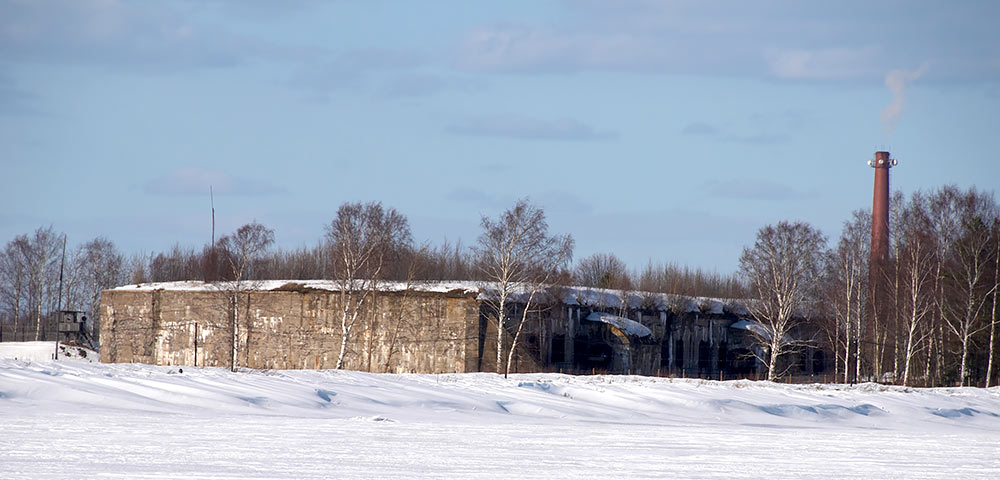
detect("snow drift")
[1,342,999,479]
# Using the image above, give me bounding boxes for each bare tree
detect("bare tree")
[574,252,631,315]
[927,186,961,385]
[381,245,428,372]
[580,252,634,317]
[259,244,329,281]
[739,221,827,381]
[326,202,410,370]
[897,194,936,386]
[15,227,62,341]
[410,238,476,281]
[635,261,745,299]
[126,252,150,285]
[149,244,201,282]
[475,199,573,377]
[826,210,870,383]
[986,217,1000,387]
[361,243,411,373]
[504,248,573,378]
[0,239,27,340]
[61,246,88,313]
[575,253,629,289]
[942,190,996,386]
[71,237,126,347]
[217,221,275,371]
[876,190,906,381]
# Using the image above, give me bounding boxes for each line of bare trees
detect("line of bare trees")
[821,186,1000,387]
[0,227,127,345]
[734,186,999,387]
[3,186,997,386]
[572,253,747,300]
[1,197,727,374]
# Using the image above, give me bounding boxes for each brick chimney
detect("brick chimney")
[869,151,895,263]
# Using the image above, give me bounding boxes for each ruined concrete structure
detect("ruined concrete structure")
[100,280,830,377]
[100,282,481,373]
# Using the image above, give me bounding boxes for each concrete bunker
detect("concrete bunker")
[99,280,831,379]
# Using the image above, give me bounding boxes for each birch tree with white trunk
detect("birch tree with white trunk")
[985,218,999,387]
[739,221,827,381]
[217,222,274,372]
[927,186,961,385]
[827,211,870,383]
[326,202,410,370]
[17,227,62,341]
[1,239,27,340]
[476,199,573,377]
[502,240,572,379]
[897,194,936,386]
[943,191,996,386]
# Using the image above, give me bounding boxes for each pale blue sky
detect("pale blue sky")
[2,0,999,273]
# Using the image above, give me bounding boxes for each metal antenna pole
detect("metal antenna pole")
[57,234,66,311]
[55,234,66,360]
[211,185,215,246]
[211,186,216,282]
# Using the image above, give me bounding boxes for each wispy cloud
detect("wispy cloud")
[457,26,686,74]
[706,178,808,201]
[446,188,509,210]
[0,75,37,115]
[681,121,788,145]
[448,114,615,141]
[289,48,430,97]
[721,133,789,145]
[144,168,285,196]
[0,1,247,71]
[454,19,754,75]
[380,73,484,98]
[764,46,881,80]
[681,122,718,135]
[455,2,998,82]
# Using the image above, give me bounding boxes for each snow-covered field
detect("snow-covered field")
[2,343,999,479]
[0,341,97,363]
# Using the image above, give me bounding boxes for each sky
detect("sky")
[2,0,999,274]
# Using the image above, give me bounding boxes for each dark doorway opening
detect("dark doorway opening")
[698,340,712,373]
[552,334,566,363]
[813,350,826,374]
[718,342,729,372]
[674,339,684,369]
[728,348,756,375]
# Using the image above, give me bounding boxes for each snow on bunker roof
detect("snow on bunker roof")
[110,281,751,316]
[584,312,653,338]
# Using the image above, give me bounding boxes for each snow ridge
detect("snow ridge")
[2,355,1000,479]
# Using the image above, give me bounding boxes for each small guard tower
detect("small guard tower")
[56,310,91,345]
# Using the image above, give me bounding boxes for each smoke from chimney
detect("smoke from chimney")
[880,63,928,138]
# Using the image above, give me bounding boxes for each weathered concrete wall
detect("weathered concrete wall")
[496,304,762,376]
[477,303,550,375]
[101,285,829,378]
[100,288,481,373]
